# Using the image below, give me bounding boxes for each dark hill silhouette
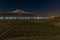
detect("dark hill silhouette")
[0,13,35,17]
[0,10,36,17]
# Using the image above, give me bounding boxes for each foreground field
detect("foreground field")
[0,19,60,40]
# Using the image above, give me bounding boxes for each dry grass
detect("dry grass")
[0,19,60,40]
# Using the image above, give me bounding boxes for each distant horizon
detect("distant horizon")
[0,9,59,16]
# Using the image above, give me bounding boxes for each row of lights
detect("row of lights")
[0,17,50,19]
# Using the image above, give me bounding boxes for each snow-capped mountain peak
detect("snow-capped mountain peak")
[10,9,27,13]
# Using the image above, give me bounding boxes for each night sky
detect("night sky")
[0,0,60,16]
